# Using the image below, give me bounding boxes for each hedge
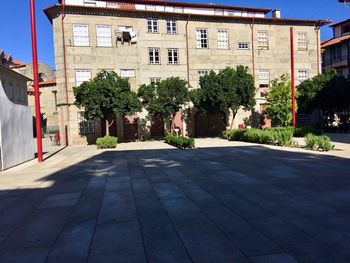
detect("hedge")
[305,134,334,151]
[165,135,195,149]
[96,136,118,149]
[293,127,322,137]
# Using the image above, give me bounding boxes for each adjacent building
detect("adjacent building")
[44,0,329,145]
[322,19,350,77]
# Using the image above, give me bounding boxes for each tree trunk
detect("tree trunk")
[230,109,238,130]
[105,119,109,136]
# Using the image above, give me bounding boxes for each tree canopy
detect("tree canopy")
[264,74,297,127]
[138,77,189,134]
[73,70,141,135]
[191,66,255,128]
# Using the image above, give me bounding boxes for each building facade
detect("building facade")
[44,0,329,145]
[322,19,350,77]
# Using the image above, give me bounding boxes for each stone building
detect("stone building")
[11,62,59,135]
[0,53,34,170]
[322,19,350,77]
[44,0,329,145]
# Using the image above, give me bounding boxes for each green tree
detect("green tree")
[191,66,255,129]
[297,69,337,113]
[73,70,141,136]
[264,74,297,127]
[138,77,189,134]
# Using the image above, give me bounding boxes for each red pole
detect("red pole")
[290,27,296,128]
[30,0,43,162]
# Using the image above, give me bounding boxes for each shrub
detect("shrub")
[165,135,195,149]
[223,129,246,141]
[305,134,334,151]
[294,126,322,137]
[96,136,118,149]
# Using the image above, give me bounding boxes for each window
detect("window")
[238,42,250,50]
[215,9,224,15]
[167,49,178,64]
[75,69,91,86]
[297,32,308,50]
[120,69,136,78]
[166,20,177,34]
[78,112,95,134]
[217,30,229,49]
[297,69,309,84]
[196,29,208,48]
[149,48,160,64]
[197,70,209,87]
[147,18,158,33]
[150,77,161,84]
[146,5,156,11]
[258,69,270,88]
[96,25,112,47]
[257,30,268,49]
[73,24,89,46]
[118,25,133,32]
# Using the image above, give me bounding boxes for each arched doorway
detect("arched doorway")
[194,111,226,138]
[151,114,164,139]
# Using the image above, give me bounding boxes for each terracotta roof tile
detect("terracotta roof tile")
[321,34,350,48]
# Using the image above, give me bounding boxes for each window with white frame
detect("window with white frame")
[217,30,229,49]
[238,42,250,50]
[73,24,89,46]
[149,48,160,64]
[166,20,177,34]
[147,18,158,33]
[146,5,156,11]
[96,25,112,47]
[297,32,308,50]
[120,69,136,78]
[215,9,224,15]
[257,30,268,49]
[150,77,161,84]
[297,69,309,84]
[167,49,178,64]
[78,111,95,134]
[75,69,91,86]
[258,69,270,88]
[197,70,209,87]
[196,29,208,48]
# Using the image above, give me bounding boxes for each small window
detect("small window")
[196,29,208,49]
[149,48,160,64]
[146,5,156,11]
[78,111,95,134]
[217,30,229,49]
[257,30,268,49]
[259,69,270,97]
[96,25,112,47]
[238,42,250,50]
[215,9,224,15]
[297,69,309,84]
[147,18,158,33]
[150,77,161,84]
[120,69,136,78]
[167,49,178,64]
[73,24,89,46]
[118,25,133,32]
[297,32,308,50]
[75,69,91,86]
[166,20,177,34]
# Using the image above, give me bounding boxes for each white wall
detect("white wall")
[0,81,34,171]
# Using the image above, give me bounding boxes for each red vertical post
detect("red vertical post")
[290,27,296,128]
[30,0,43,162]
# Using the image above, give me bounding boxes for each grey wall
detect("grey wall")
[0,81,34,171]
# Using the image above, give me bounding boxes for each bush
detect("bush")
[294,127,322,137]
[224,127,293,146]
[305,134,333,151]
[165,135,195,149]
[96,136,118,149]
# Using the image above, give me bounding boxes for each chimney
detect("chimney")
[272,9,281,19]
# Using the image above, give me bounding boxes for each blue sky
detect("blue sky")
[0,0,349,68]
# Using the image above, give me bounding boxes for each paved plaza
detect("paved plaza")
[0,138,350,262]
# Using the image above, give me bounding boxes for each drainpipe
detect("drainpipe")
[315,25,321,74]
[185,14,190,83]
[290,27,296,128]
[61,0,70,146]
[347,39,350,77]
[250,18,256,83]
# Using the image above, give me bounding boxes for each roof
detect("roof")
[321,34,350,48]
[44,4,331,26]
[0,64,32,81]
[330,19,350,28]
[38,77,56,87]
[58,0,272,14]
